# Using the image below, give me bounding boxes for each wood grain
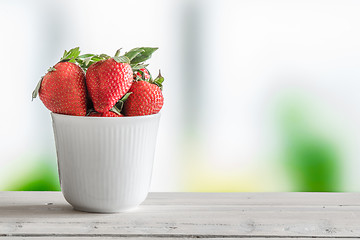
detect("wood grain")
[0,238,357,240]
[0,192,359,239]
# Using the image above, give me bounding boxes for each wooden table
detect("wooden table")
[0,192,359,239]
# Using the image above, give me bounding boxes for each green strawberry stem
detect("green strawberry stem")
[75,54,110,71]
[32,47,161,101]
[152,70,164,90]
[110,92,132,114]
[74,47,158,71]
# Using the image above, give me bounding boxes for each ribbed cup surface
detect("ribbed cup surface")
[51,113,160,213]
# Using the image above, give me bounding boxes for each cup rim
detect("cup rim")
[51,112,161,121]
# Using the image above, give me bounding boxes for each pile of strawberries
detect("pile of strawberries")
[32,47,164,117]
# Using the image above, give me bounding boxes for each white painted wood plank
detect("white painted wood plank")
[0,192,359,238]
[0,238,355,240]
[1,192,359,206]
[145,192,360,206]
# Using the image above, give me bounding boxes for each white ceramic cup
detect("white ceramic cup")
[51,112,160,213]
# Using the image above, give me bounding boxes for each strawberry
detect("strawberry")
[123,71,164,116]
[88,111,123,117]
[32,56,88,116]
[133,68,150,81]
[86,51,133,113]
[87,92,131,117]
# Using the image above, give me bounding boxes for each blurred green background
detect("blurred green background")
[1,0,359,192]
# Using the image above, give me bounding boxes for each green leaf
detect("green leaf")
[59,58,70,62]
[109,106,122,115]
[114,56,130,64]
[32,77,43,100]
[83,57,92,66]
[99,54,111,59]
[155,76,164,84]
[47,66,56,72]
[112,92,132,112]
[74,53,110,72]
[153,70,164,90]
[78,54,95,58]
[114,49,122,57]
[60,47,80,61]
[125,48,145,62]
[131,63,149,71]
[121,92,132,102]
[130,47,158,64]
[91,56,103,61]
[135,75,142,81]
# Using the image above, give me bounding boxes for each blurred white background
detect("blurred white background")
[1,0,360,191]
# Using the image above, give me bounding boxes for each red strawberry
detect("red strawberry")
[88,111,123,117]
[133,68,150,80]
[33,61,88,116]
[123,80,164,116]
[86,57,133,113]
